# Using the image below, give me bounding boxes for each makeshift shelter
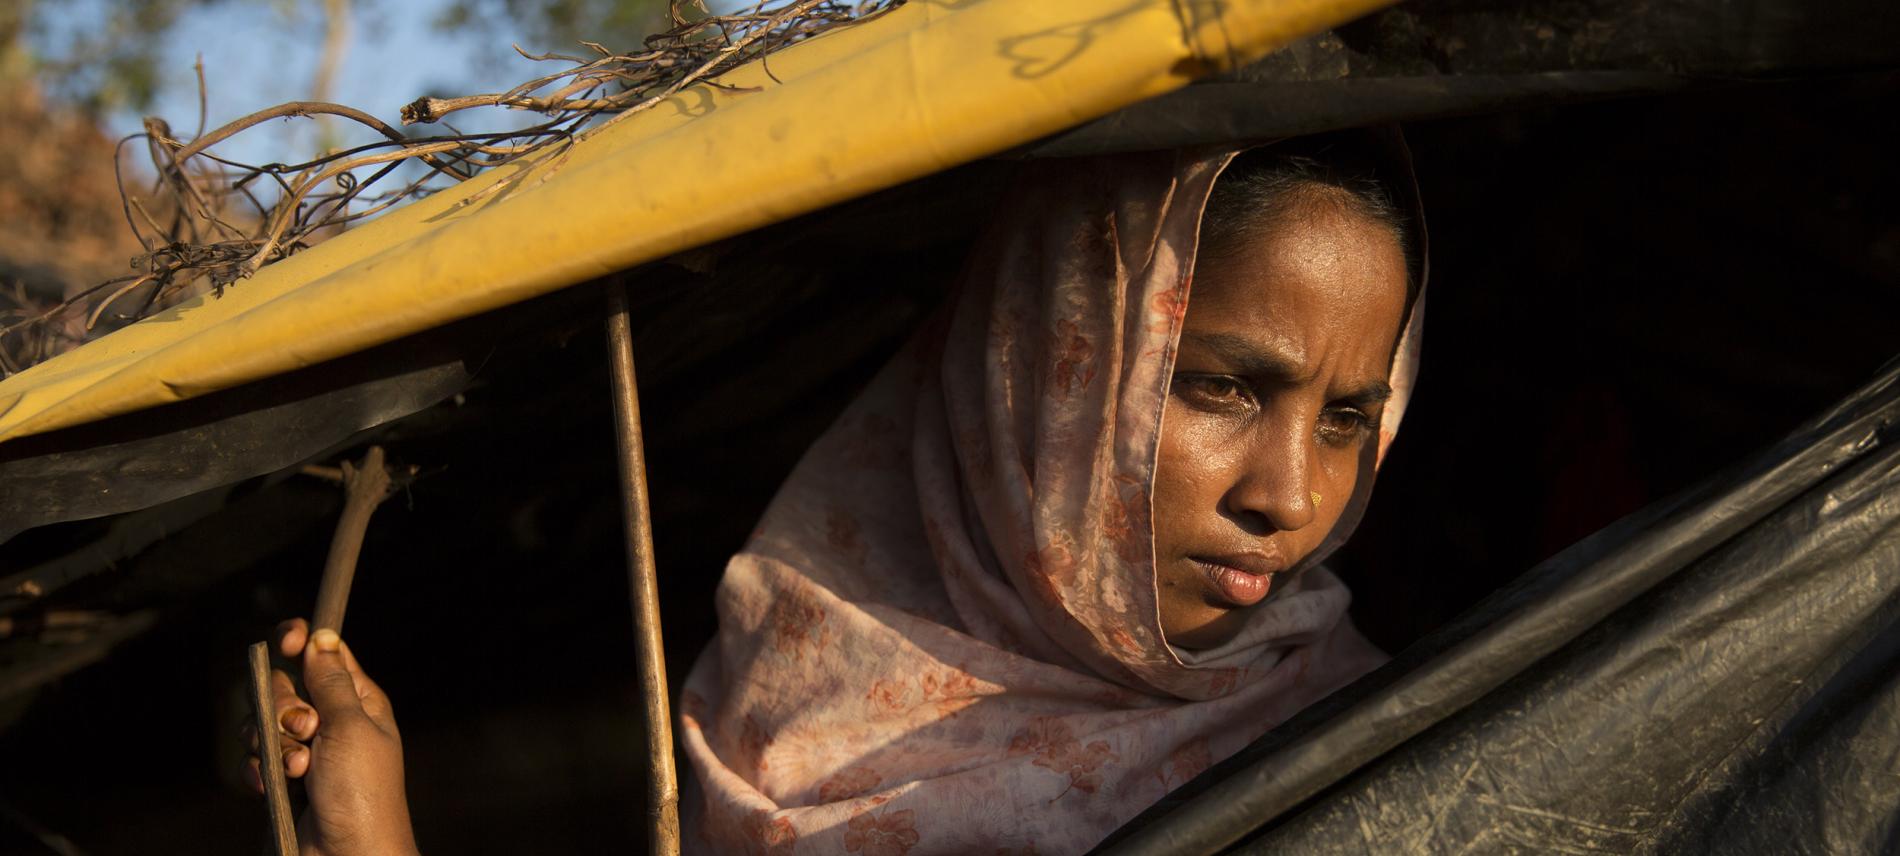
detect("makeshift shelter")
[1,0,1896,852]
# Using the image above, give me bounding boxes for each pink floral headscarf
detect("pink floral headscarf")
[680,144,1424,855]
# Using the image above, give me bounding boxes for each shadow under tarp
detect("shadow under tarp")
[0,1,1896,852]
[7,0,1900,544]
[1101,358,1900,853]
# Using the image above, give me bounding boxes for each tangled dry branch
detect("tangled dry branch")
[0,0,902,379]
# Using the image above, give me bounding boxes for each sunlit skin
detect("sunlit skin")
[241,619,420,856]
[1154,195,1409,649]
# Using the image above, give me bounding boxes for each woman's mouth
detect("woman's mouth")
[1189,553,1286,607]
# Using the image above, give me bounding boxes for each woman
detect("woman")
[250,132,1425,856]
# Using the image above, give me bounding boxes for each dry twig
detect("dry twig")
[312,445,396,634]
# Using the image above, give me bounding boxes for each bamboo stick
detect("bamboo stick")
[605,281,681,855]
[248,642,299,856]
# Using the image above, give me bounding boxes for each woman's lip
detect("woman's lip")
[1191,557,1279,607]
[1196,551,1289,578]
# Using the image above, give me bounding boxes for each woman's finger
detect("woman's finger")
[270,668,319,740]
[242,730,310,783]
[300,629,368,724]
[275,618,310,659]
[245,757,263,795]
[282,735,310,778]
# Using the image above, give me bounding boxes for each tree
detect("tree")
[10,0,676,118]
[435,0,673,58]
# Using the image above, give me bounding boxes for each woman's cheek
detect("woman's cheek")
[1154,410,1217,494]
[1309,460,1358,547]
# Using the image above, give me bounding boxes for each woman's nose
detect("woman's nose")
[1221,423,1318,534]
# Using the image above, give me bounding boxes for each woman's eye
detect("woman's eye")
[1317,408,1374,446]
[1172,374,1252,410]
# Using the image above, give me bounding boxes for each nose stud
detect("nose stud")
[1310,490,1323,510]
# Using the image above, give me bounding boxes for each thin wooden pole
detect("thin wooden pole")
[248,642,299,856]
[604,281,681,855]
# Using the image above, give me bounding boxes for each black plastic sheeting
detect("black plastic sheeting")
[0,326,471,543]
[0,281,620,542]
[1099,358,1900,853]
[1033,0,1900,156]
[0,357,467,544]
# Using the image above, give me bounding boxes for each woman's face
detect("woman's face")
[1153,198,1409,649]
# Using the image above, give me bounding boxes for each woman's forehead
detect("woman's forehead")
[1187,208,1408,351]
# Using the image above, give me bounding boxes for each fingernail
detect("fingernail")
[312,629,341,652]
[280,710,309,735]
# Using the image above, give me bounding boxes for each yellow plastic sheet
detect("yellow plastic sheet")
[0,0,1391,444]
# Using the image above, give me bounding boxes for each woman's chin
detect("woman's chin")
[1162,607,1248,650]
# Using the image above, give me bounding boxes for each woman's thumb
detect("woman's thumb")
[302,629,365,719]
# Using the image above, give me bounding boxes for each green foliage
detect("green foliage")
[433,0,673,56]
[17,0,215,114]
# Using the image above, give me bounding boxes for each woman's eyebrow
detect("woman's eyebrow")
[1182,331,1393,405]
[1338,381,1394,408]
[1180,331,1305,380]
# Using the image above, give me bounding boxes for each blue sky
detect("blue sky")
[60,0,528,166]
[65,0,751,168]
[101,0,557,167]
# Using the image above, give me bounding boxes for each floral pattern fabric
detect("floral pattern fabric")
[680,147,1423,855]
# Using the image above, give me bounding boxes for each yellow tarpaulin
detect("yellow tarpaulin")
[0,0,1389,445]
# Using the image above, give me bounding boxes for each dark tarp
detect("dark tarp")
[1098,357,1900,853]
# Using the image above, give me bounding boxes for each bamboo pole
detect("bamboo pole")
[604,281,681,855]
[248,642,299,856]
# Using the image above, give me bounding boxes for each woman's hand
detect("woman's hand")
[243,619,420,856]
